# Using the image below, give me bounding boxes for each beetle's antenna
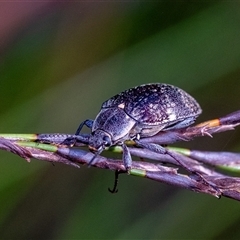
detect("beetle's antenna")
[88,148,103,167]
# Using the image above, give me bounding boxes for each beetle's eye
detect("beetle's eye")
[103,135,111,147]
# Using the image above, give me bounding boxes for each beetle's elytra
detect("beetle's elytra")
[76,83,202,170]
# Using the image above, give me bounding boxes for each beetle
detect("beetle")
[75,83,202,171]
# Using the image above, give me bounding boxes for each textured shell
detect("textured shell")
[101,83,202,125]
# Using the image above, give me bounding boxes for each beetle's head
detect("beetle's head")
[88,129,113,154]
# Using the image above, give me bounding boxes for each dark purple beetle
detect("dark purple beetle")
[76,83,202,170]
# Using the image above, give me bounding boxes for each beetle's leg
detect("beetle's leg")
[122,143,132,172]
[108,170,120,193]
[164,116,197,130]
[135,139,199,173]
[75,119,94,135]
[135,140,166,154]
[134,139,221,195]
[61,119,93,146]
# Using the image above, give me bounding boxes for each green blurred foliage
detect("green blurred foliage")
[0,2,240,239]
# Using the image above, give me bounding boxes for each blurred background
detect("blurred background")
[0,1,240,239]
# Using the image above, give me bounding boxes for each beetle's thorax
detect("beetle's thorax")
[90,107,137,150]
